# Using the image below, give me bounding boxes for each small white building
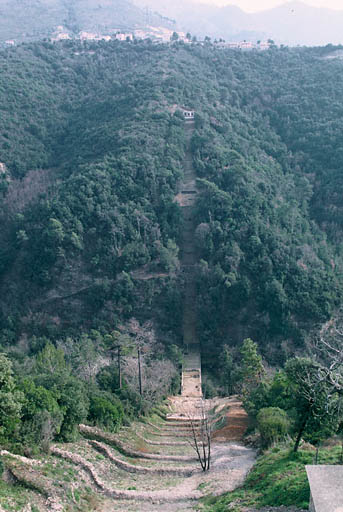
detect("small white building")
[306,465,343,512]
[182,109,195,120]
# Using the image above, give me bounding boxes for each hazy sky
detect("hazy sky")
[195,0,343,11]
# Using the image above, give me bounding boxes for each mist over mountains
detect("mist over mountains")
[134,0,343,46]
[1,0,343,45]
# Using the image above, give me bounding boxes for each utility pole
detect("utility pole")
[110,345,122,390]
[138,346,142,396]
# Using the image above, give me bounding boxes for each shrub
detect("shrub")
[88,393,124,432]
[257,407,291,447]
[18,378,63,451]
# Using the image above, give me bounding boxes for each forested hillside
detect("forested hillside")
[1,39,343,375]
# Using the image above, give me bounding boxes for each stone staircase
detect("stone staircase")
[1,397,255,511]
[177,120,203,398]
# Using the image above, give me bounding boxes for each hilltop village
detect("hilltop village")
[3,24,272,49]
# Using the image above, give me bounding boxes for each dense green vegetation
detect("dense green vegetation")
[193,47,343,366]
[233,336,342,452]
[0,335,179,453]
[1,39,343,453]
[1,41,343,357]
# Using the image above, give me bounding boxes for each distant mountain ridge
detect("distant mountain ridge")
[0,0,174,43]
[134,0,343,46]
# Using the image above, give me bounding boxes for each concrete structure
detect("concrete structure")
[306,465,343,512]
[183,110,195,120]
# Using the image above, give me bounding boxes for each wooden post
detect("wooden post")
[138,346,142,396]
[315,445,319,465]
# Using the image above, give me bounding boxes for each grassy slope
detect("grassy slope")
[202,444,343,511]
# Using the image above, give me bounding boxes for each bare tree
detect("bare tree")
[122,353,176,404]
[310,312,343,396]
[285,357,339,452]
[122,319,178,404]
[186,400,212,472]
[285,316,343,452]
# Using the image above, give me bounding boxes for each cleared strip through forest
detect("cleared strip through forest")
[177,120,202,397]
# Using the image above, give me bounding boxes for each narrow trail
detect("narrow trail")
[175,120,202,398]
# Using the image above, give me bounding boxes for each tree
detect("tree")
[18,378,63,452]
[186,400,212,471]
[285,358,340,452]
[35,343,68,375]
[58,335,99,384]
[159,239,179,272]
[120,319,178,408]
[220,346,235,395]
[34,346,89,442]
[0,353,23,444]
[311,312,343,396]
[240,338,265,393]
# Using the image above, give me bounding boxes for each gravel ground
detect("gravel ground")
[244,508,306,512]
